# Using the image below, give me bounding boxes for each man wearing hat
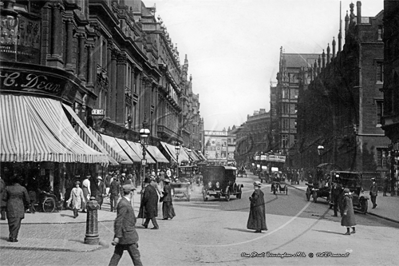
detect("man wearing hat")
[331,181,343,217]
[247,181,267,233]
[95,176,106,210]
[341,188,356,235]
[139,177,159,229]
[109,175,120,212]
[161,178,176,220]
[369,178,378,209]
[108,184,142,266]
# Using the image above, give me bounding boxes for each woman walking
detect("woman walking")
[247,181,267,233]
[341,188,356,235]
[161,179,175,220]
[67,181,84,218]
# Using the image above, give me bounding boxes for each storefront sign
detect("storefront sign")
[0,62,79,103]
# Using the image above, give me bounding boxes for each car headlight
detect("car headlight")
[208,181,212,188]
[216,182,220,189]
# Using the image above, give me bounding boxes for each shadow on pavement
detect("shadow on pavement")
[224,227,258,234]
[313,229,345,235]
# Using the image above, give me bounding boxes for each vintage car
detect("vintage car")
[270,171,288,195]
[202,166,243,201]
[331,171,368,214]
[305,163,341,204]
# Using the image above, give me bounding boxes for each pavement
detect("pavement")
[1,183,398,253]
[286,181,399,224]
[0,191,144,252]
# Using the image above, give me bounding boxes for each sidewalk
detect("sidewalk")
[287,181,399,223]
[0,190,144,252]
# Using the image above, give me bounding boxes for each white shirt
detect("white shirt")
[82,179,91,194]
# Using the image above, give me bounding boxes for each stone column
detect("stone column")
[116,52,127,125]
[65,18,74,71]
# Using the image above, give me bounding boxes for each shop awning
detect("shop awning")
[145,145,169,163]
[62,104,119,166]
[114,138,142,163]
[100,135,134,165]
[160,142,190,163]
[126,141,156,164]
[0,95,108,164]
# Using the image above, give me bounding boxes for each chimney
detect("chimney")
[350,2,355,24]
[322,49,326,68]
[357,1,362,25]
[327,44,330,64]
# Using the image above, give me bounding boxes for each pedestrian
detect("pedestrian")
[108,184,143,266]
[341,188,356,235]
[110,176,120,212]
[139,177,159,229]
[247,181,267,233]
[66,181,84,218]
[383,175,389,196]
[95,176,106,210]
[331,181,343,217]
[369,178,378,209]
[3,175,30,242]
[161,178,176,220]
[81,175,91,213]
[0,176,7,220]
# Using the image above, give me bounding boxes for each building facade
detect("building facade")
[295,2,390,182]
[274,49,320,166]
[381,0,399,195]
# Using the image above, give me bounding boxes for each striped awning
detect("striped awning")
[114,138,142,163]
[62,104,119,166]
[145,145,169,163]
[0,95,108,164]
[100,135,134,165]
[160,142,190,163]
[126,141,156,164]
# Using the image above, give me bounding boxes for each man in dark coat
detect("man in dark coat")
[109,176,120,212]
[140,177,159,229]
[341,188,356,235]
[0,176,7,220]
[95,176,106,210]
[331,182,343,217]
[3,176,30,242]
[247,181,267,233]
[161,178,176,220]
[369,178,378,209]
[108,184,142,266]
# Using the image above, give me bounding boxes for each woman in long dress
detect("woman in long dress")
[67,181,84,218]
[247,181,267,233]
[161,178,176,220]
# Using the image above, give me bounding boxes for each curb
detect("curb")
[0,239,109,252]
[287,184,399,224]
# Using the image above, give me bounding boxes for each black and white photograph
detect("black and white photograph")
[1,0,398,265]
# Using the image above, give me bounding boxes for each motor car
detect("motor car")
[305,163,341,203]
[330,171,368,214]
[202,166,243,201]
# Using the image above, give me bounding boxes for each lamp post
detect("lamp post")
[175,143,181,179]
[317,145,325,165]
[139,126,150,190]
[187,148,192,165]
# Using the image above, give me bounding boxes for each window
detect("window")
[376,100,383,125]
[282,118,289,130]
[281,134,288,149]
[377,26,383,41]
[282,88,289,99]
[376,62,384,83]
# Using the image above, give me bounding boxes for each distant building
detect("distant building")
[204,129,228,165]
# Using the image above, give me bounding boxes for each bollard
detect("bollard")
[84,196,100,245]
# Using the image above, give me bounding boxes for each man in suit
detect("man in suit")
[141,177,159,229]
[370,178,378,209]
[3,175,30,242]
[109,176,120,212]
[331,181,343,217]
[108,184,142,266]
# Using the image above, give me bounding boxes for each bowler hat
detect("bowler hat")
[343,188,350,193]
[122,184,135,193]
[75,181,81,185]
[253,181,261,187]
[144,177,151,184]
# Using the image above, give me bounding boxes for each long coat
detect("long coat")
[3,183,30,219]
[68,187,84,210]
[139,184,158,218]
[162,183,175,219]
[0,179,6,208]
[341,193,356,227]
[247,189,267,231]
[114,197,139,245]
[94,180,106,206]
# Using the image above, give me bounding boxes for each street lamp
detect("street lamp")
[187,148,192,165]
[175,143,181,179]
[317,145,324,164]
[139,126,150,189]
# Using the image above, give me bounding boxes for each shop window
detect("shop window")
[376,148,388,168]
[376,62,384,83]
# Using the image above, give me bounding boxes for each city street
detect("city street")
[1,173,398,266]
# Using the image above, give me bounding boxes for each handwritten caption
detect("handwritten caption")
[241,251,350,258]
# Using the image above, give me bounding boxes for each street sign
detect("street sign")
[92,109,105,116]
[141,159,147,166]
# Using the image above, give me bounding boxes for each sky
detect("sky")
[145,0,383,131]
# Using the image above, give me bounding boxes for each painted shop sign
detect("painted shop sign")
[0,15,41,64]
[0,65,78,103]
